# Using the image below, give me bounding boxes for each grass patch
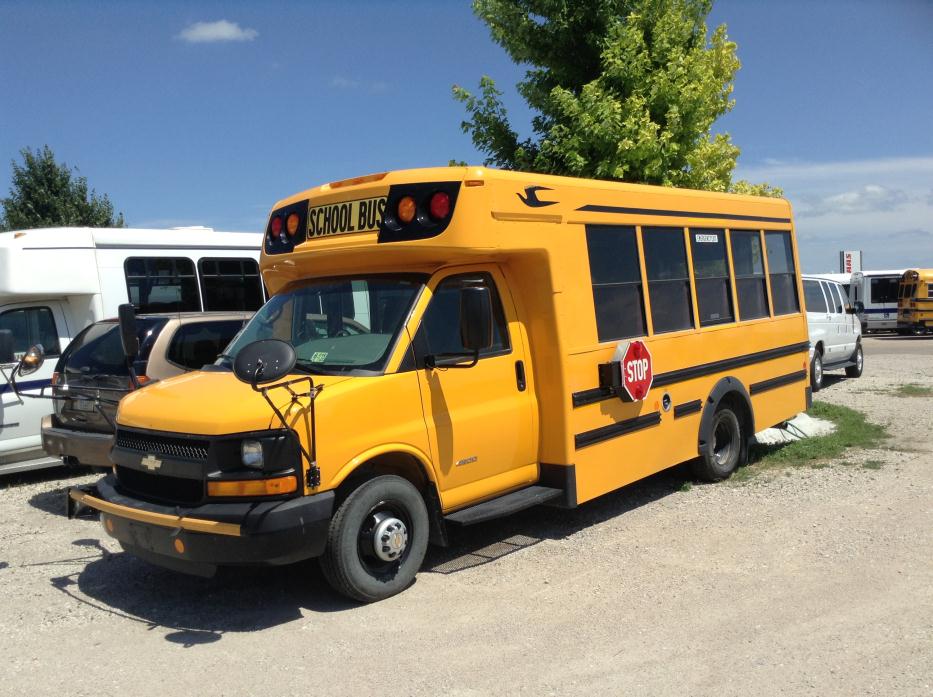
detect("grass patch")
[862,460,884,470]
[891,383,933,398]
[679,480,693,492]
[736,401,888,481]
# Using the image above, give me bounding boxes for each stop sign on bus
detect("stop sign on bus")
[621,340,653,401]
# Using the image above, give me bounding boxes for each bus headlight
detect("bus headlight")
[241,440,264,469]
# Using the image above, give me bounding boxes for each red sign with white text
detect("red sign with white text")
[621,340,653,401]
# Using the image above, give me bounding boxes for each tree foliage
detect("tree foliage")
[454,0,780,196]
[0,146,125,231]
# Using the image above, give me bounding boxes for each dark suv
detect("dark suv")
[41,312,251,468]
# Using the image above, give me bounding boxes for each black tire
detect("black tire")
[320,475,429,603]
[691,405,747,482]
[810,350,824,392]
[845,343,864,378]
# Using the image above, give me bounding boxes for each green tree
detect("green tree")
[454,0,780,196]
[0,146,125,231]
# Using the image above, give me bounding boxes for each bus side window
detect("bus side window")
[0,306,61,357]
[730,231,769,320]
[764,231,800,315]
[125,257,201,313]
[584,225,646,342]
[198,258,264,311]
[642,227,694,334]
[689,228,734,326]
[418,273,510,359]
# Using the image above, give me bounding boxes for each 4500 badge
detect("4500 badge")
[308,196,387,238]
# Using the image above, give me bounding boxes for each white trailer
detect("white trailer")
[850,269,905,332]
[0,226,263,473]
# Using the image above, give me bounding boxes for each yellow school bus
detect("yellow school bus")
[69,167,810,602]
[897,269,933,334]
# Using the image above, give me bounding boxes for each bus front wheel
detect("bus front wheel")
[320,474,429,603]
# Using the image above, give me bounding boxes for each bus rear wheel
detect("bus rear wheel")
[320,474,429,603]
[692,404,747,482]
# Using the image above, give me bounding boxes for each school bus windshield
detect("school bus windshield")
[221,275,424,375]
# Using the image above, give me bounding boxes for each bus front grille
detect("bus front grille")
[115,465,204,505]
[115,429,210,461]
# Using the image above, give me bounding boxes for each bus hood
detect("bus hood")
[116,370,350,436]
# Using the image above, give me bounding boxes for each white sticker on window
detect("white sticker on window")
[694,234,719,243]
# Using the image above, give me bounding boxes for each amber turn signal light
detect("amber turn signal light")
[286,212,300,236]
[397,196,416,224]
[207,476,298,498]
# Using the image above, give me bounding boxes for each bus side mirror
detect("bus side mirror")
[460,286,493,353]
[17,344,45,377]
[118,303,139,361]
[233,339,297,386]
[0,330,13,364]
[851,301,864,314]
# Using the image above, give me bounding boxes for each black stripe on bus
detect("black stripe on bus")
[575,204,792,224]
[574,412,661,450]
[673,399,702,419]
[571,340,810,407]
[749,370,808,395]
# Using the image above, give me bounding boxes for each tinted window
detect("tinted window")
[199,258,264,311]
[419,273,509,357]
[166,320,246,370]
[585,226,646,341]
[60,318,167,377]
[765,231,800,315]
[869,277,899,304]
[643,227,693,334]
[0,306,61,357]
[824,282,844,314]
[730,231,769,320]
[804,280,827,314]
[690,228,733,327]
[125,257,201,313]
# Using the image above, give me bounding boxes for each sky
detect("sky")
[1,0,931,273]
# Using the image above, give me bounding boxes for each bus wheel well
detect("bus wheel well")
[335,453,449,547]
[697,377,755,457]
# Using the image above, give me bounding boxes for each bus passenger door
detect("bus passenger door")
[412,268,537,510]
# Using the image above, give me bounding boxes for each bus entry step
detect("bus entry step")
[444,486,563,526]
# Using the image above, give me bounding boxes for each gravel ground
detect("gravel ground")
[1,339,931,696]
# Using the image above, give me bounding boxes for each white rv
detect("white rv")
[850,269,905,332]
[0,226,263,474]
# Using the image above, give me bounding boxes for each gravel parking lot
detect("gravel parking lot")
[1,336,931,696]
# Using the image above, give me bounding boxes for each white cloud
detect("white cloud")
[736,155,933,272]
[797,184,910,218]
[178,20,258,44]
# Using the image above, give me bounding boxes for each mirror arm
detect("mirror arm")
[248,374,324,488]
[425,350,479,369]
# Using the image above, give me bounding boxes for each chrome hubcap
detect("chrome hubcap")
[857,349,863,370]
[373,513,408,562]
[815,358,822,382]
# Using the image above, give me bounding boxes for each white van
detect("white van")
[0,226,262,474]
[802,275,863,391]
[850,269,905,332]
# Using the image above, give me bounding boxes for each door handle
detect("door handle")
[515,360,526,392]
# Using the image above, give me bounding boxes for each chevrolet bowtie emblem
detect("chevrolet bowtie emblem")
[141,454,162,471]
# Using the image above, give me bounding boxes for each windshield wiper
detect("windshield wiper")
[293,360,328,375]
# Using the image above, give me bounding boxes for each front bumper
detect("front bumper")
[70,475,334,576]
[41,415,113,468]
